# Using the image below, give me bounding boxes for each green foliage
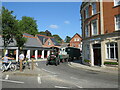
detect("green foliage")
[2,6,18,47]
[39,31,47,36]
[64,36,71,43]
[104,62,118,65]
[45,30,52,36]
[84,59,90,63]
[39,30,52,37]
[18,16,38,36]
[2,6,27,51]
[53,34,63,43]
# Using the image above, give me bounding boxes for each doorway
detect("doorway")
[93,44,101,66]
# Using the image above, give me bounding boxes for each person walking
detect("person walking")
[19,52,25,62]
[25,53,30,69]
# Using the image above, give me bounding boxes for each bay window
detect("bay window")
[106,43,118,59]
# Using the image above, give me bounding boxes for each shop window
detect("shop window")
[115,14,120,31]
[106,43,118,59]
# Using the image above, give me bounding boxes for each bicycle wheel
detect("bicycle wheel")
[1,65,5,72]
[10,64,17,71]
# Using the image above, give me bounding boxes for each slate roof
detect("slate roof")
[0,33,42,48]
[23,34,42,47]
[36,35,48,45]
[50,38,60,46]
[36,34,60,46]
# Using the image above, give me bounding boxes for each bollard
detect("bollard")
[32,59,34,70]
[20,60,22,72]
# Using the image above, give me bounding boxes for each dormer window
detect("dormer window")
[48,41,51,45]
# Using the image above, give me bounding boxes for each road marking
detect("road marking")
[0,79,24,84]
[42,75,57,78]
[5,75,9,80]
[36,63,38,66]
[75,84,83,88]
[55,86,69,88]
[41,68,56,74]
[37,74,41,84]
[70,77,78,80]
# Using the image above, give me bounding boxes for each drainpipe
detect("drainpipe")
[100,0,104,34]
[100,0,105,67]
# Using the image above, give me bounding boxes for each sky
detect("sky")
[2,2,82,40]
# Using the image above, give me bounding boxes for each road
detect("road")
[1,61,118,89]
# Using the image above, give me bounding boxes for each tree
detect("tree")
[2,6,18,54]
[18,16,38,36]
[64,36,71,43]
[39,31,47,36]
[45,30,52,36]
[2,7,27,55]
[53,34,62,43]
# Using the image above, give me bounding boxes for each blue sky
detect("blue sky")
[2,2,82,40]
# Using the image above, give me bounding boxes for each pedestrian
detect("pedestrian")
[26,53,30,61]
[19,52,25,62]
[25,53,30,69]
[2,54,14,67]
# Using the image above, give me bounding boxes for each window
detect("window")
[91,20,98,35]
[74,38,76,41]
[106,43,118,59]
[85,6,89,19]
[92,2,96,15]
[77,38,80,41]
[85,24,89,37]
[87,44,90,59]
[114,0,120,6]
[115,14,120,31]
[48,41,51,45]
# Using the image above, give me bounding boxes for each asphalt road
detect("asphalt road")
[1,61,118,89]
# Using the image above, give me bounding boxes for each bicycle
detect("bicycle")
[1,61,17,72]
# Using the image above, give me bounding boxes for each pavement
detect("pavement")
[68,60,118,74]
[1,58,118,74]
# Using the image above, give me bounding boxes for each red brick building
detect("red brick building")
[70,33,82,50]
[80,1,120,66]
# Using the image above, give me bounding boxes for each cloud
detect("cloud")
[49,24,58,29]
[64,21,70,24]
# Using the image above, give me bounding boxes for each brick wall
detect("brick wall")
[70,34,82,48]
